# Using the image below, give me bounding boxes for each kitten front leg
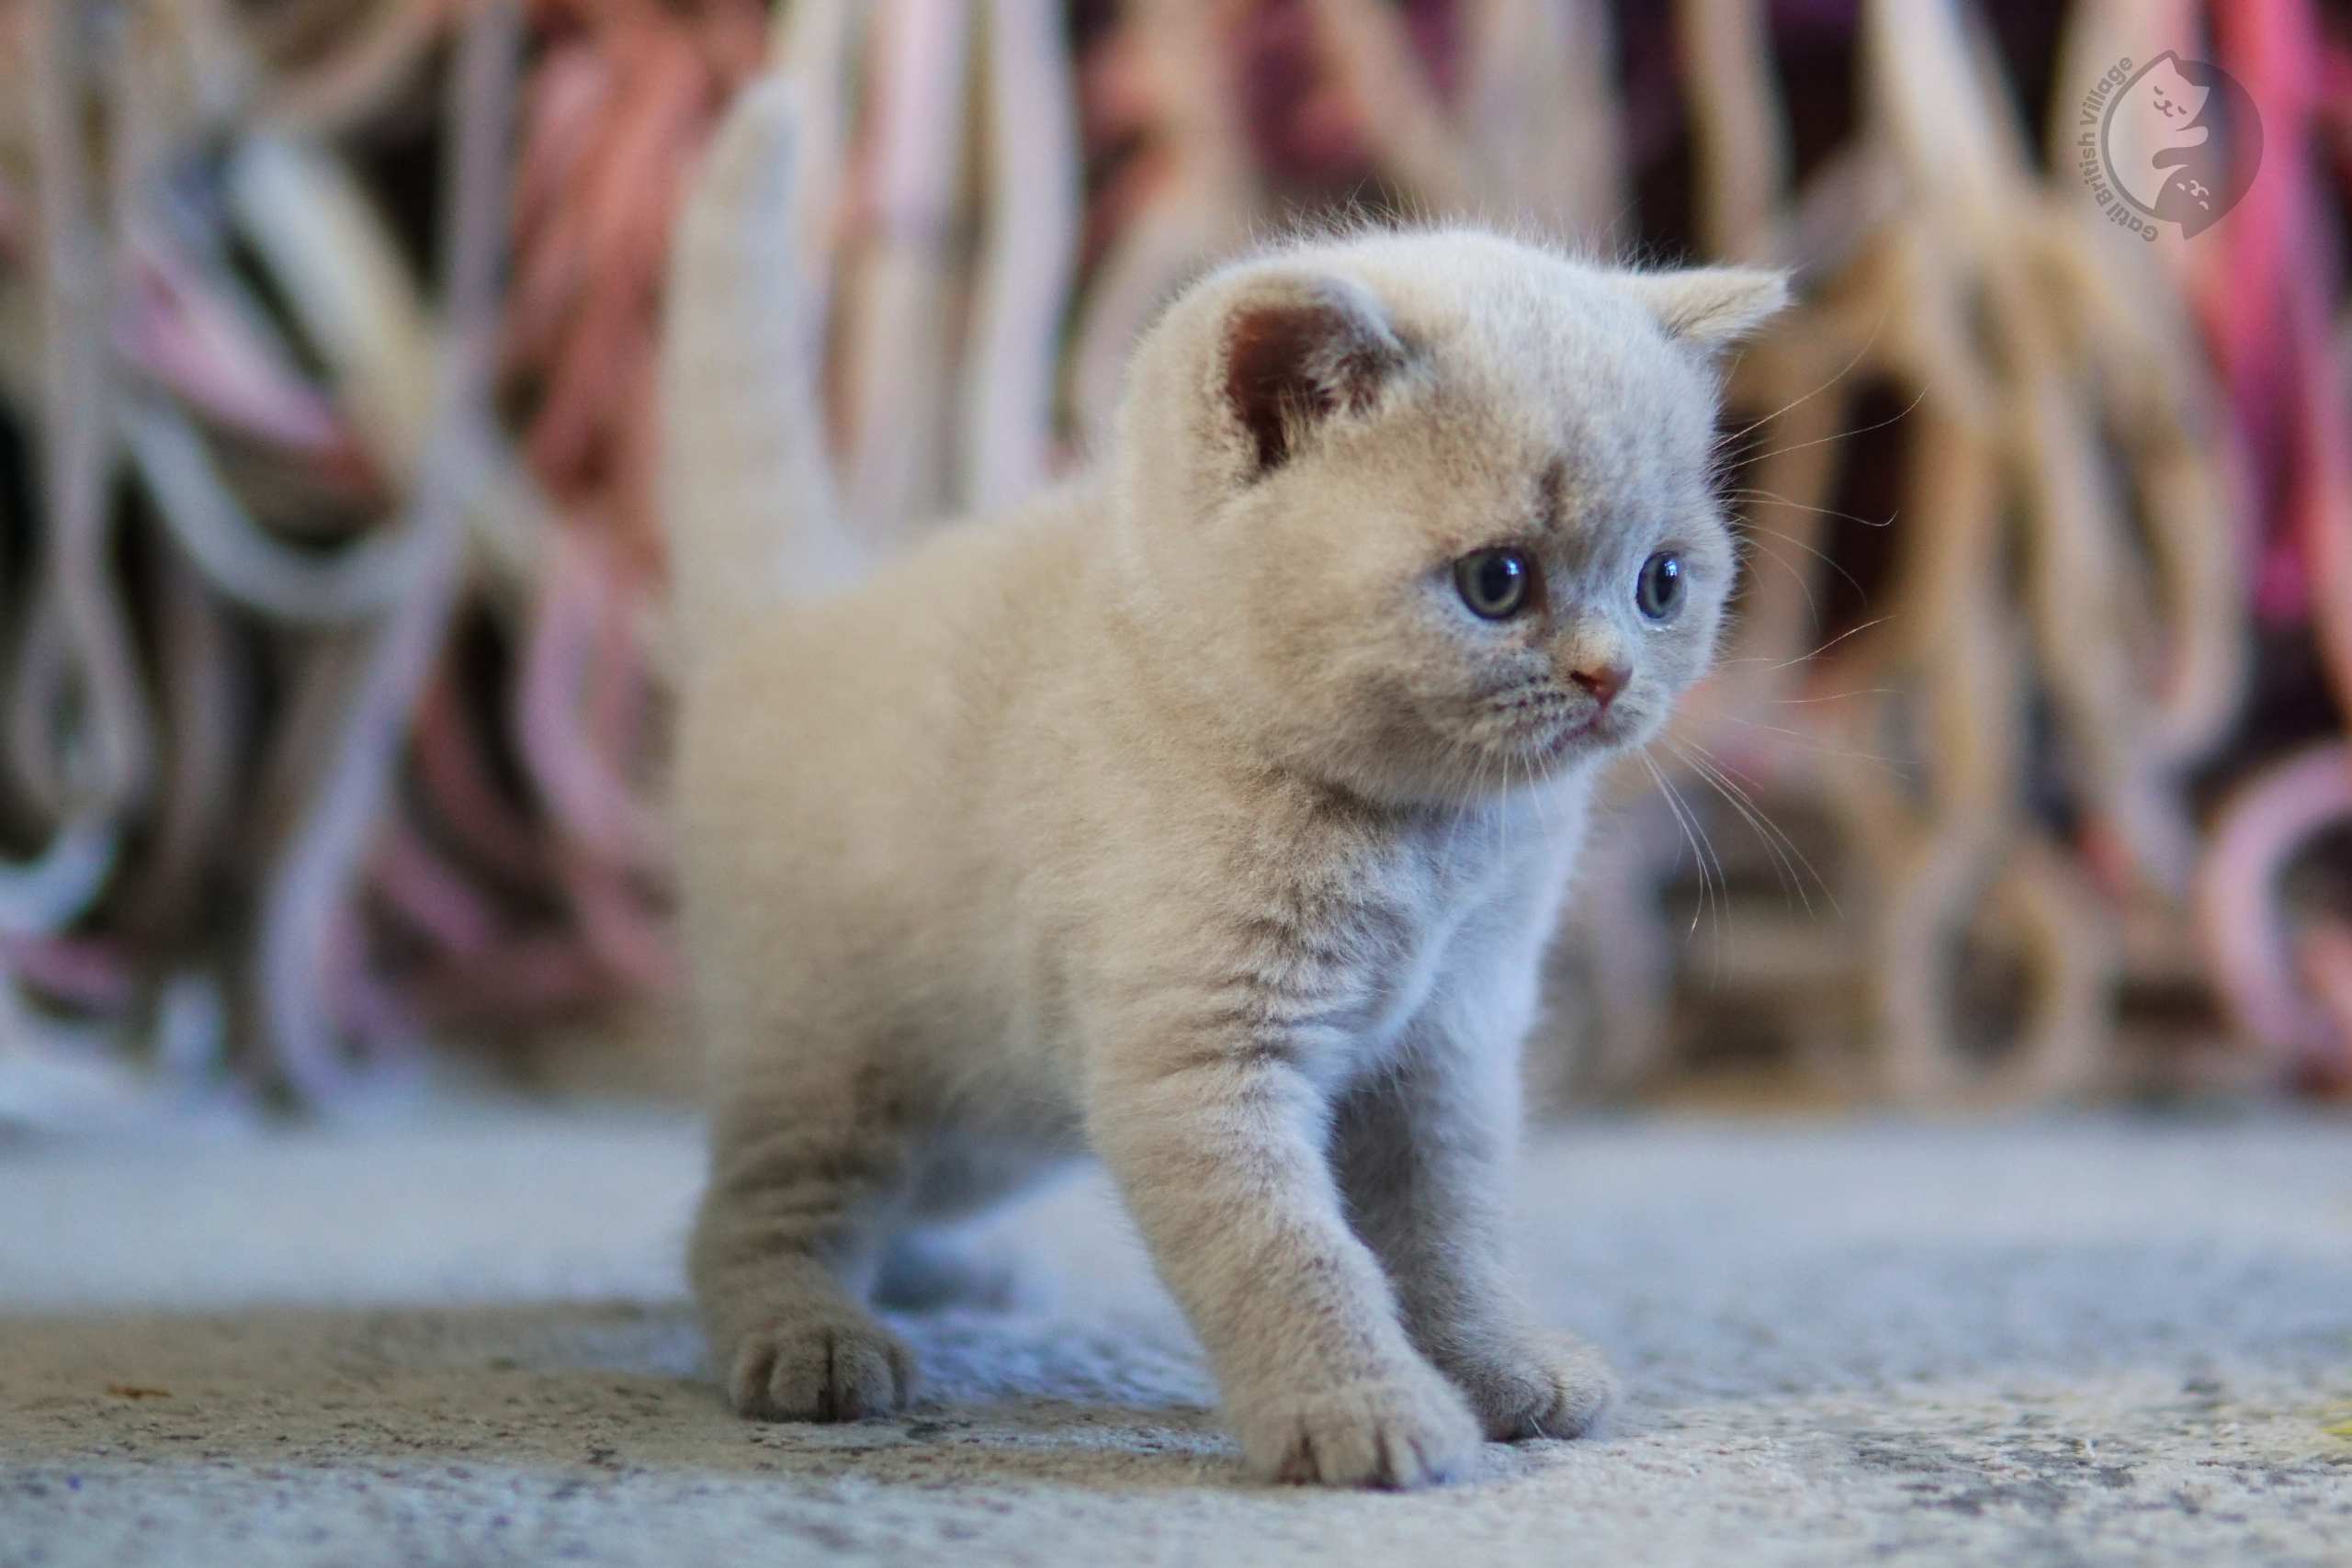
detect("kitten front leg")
[690,1081,917,1422]
[1333,1037,1617,1441]
[1089,1049,1483,1488]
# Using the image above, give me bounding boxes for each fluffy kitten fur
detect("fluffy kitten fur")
[663,83,1785,1490]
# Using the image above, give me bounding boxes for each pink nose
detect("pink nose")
[1570,664,1629,709]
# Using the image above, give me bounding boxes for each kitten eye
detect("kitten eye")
[1636,551,1685,620]
[1454,548,1536,619]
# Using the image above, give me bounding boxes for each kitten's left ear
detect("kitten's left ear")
[1623,267,1791,353]
[1216,270,1410,476]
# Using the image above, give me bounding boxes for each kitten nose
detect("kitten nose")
[1570,663,1629,709]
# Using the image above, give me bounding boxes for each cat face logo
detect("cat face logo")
[2080,52,2261,239]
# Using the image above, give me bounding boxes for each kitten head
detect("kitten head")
[1110,229,1785,808]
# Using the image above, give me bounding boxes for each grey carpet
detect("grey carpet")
[4,1108,2350,1565]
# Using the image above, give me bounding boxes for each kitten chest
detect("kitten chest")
[1213,810,1566,1087]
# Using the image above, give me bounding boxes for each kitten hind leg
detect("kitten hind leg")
[1332,1040,1617,1441]
[874,1128,1073,1309]
[871,1226,1019,1311]
[690,1079,918,1421]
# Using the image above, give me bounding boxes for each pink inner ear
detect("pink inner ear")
[1224,298,1396,473]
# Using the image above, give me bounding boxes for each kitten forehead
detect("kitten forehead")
[1270,231,1733,468]
[1258,231,1727,378]
[1299,234,1731,528]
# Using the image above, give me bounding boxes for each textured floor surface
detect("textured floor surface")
[4,1108,2352,1565]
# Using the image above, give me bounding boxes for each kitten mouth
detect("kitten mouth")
[1556,718,1604,750]
[1486,690,1616,766]
[1531,711,1610,760]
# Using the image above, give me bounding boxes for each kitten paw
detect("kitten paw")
[724,1308,916,1422]
[1238,1367,1484,1488]
[1448,1332,1619,1441]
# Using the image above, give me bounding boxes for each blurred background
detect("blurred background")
[0,0,2342,1129]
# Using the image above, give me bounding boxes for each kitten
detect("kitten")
[662,81,1785,1489]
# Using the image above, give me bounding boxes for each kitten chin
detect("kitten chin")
[663,78,1784,1491]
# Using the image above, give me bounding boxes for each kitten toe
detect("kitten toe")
[726,1310,916,1422]
[1240,1366,1484,1489]
[1449,1331,1619,1441]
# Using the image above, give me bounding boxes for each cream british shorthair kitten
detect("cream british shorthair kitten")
[661,80,1785,1489]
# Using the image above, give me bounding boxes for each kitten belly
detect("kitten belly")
[903,1113,1084,1222]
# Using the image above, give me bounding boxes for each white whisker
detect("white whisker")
[1637,746,1725,974]
[1713,312,1891,449]
[1744,385,1928,465]
[1708,713,1910,776]
[1713,615,1897,672]
[1736,519,1870,604]
[1668,738,1841,919]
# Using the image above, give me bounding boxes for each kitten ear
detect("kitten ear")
[1218,273,1408,476]
[1623,267,1790,352]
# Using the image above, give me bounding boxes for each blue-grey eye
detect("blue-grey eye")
[1636,551,1684,620]
[1455,548,1535,619]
